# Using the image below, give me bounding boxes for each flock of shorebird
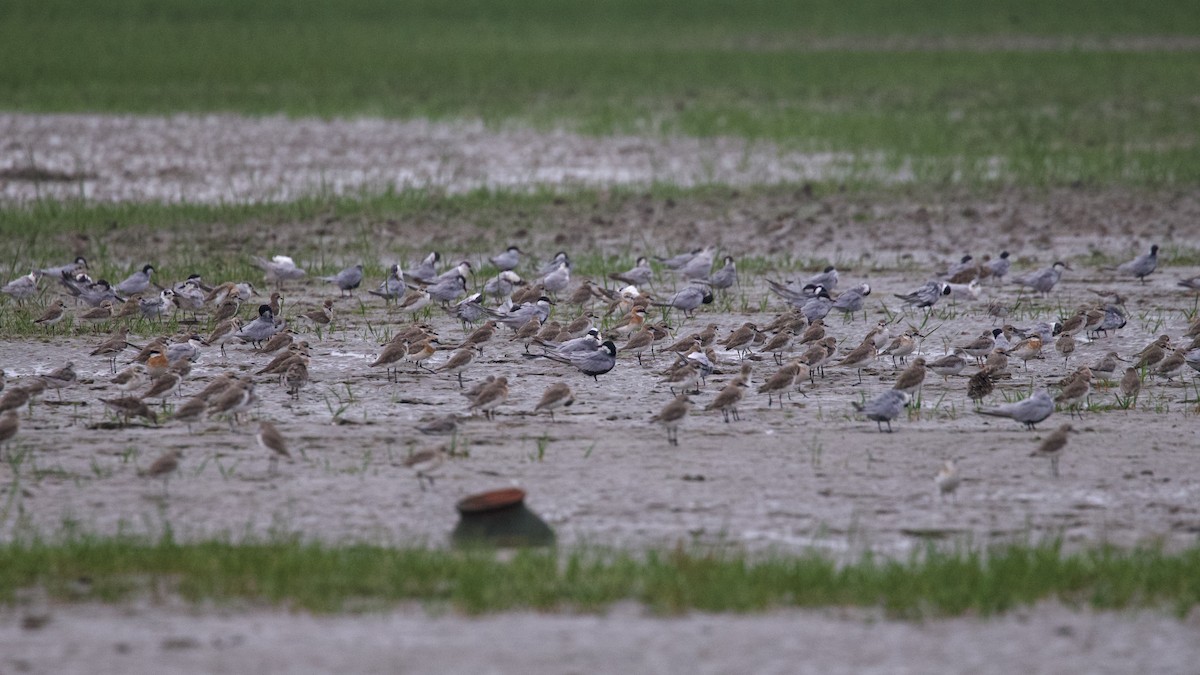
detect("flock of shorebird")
[1,241,1197,496]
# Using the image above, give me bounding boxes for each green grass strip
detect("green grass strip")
[2,535,1199,616]
[2,1,1199,186]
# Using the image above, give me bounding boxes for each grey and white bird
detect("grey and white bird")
[679,247,716,281]
[1094,304,1127,337]
[538,251,571,277]
[704,256,738,291]
[524,340,618,380]
[435,260,473,283]
[171,278,206,317]
[1,272,38,303]
[799,288,834,324]
[320,263,364,296]
[895,280,951,308]
[852,389,910,433]
[831,283,871,314]
[541,262,571,296]
[1013,261,1070,297]
[483,270,523,300]
[234,305,277,348]
[609,257,655,286]
[651,285,713,318]
[489,246,523,271]
[114,264,156,296]
[1185,348,1200,375]
[404,251,441,284]
[985,251,1011,281]
[942,255,975,279]
[655,248,702,271]
[421,273,465,305]
[252,254,307,287]
[539,327,602,356]
[37,256,88,280]
[489,296,553,329]
[139,289,176,321]
[368,264,406,301]
[977,390,1054,430]
[806,266,840,292]
[447,292,488,328]
[1106,245,1158,282]
[61,276,121,308]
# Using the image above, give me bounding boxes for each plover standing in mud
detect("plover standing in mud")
[100,396,157,425]
[33,300,68,327]
[881,331,917,366]
[1031,424,1073,477]
[435,346,476,387]
[718,322,759,359]
[533,382,575,420]
[935,459,960,500]
[958,331,995,364]
[758,360,803,408]
[256,421,291,475]
[891,357,927,396]
[0,410,19,451]
[1008,335,1044,371]
[837,341,877,385]
[205,317,244,358]
[1118,366,1142,404]
[928,351,967,382]
[705,374,749,423]
[758,328,796,365]
[404,447,447,491]
[1090,351,1123,382]
[852,389,910,433]
[371,339,411,382]
[141,449,182,496]
[302,299,335,328]
[1133,335,1172,370]
[37,362,76,400]
[651,394,691,446]
[469,376,509,420]
[1153,348,1187,380]
[1055,333,1076,363]
[284,361,308,399]
[1055,368,1092,418]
